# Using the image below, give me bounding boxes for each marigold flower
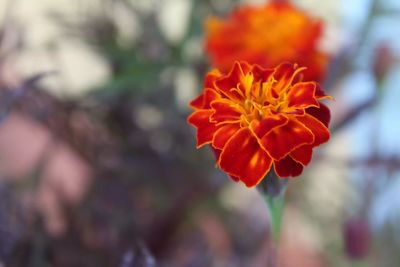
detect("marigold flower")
[205,2,328,81]
[188,62,331,187]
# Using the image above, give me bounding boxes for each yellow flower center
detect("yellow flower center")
[230,73,289,127]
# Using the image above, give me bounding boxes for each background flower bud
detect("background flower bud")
[373,43,395,83]
[344,218,370,260]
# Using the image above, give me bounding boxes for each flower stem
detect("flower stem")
[257,171,288,267]
[264,192,286,242]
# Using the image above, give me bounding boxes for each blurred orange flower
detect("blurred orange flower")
[205,2,328,82]
[188,62,331,187]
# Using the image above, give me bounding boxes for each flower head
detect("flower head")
[205,2,328,81]
[188,62,331,187]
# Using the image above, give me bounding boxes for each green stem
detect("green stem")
[264,193,286,242]
[258,171,287,242]
[257,171,288,267]
[260,190,286,266]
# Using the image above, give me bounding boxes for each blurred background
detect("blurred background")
[0,0,399,266]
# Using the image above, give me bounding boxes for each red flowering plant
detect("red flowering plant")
[188,1,333,259]
[187,61,332,252]
[205,2,328,82]
[188,62,331,187]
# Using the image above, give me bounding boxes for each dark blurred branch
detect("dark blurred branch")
[318,154,400,170]
[0,72,55,124]
[0,77,108,166]
[330,97,376,133]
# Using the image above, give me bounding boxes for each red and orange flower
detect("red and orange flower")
[205,2,328,82]
[188,62,331,187]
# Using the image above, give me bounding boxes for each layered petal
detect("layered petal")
[274,155,304,177]
[305,103,331,128]
[252,64,274,82]
[271,62,297,95]
[219,128,272,187]
[210,100,242,124]
[287,82,319,109]
[296,114,330,146]
[261,119,314,160]
[214,62,251,101]
[187,110,219,147]
[250,114,289,139]
[189,88,220,109]
[314,83,331,100]
[290,145,313,166]
[189,94,204,109]
[212,123,241,150]
[204,69,221,88]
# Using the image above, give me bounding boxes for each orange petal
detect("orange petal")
[202,89,220,109]
[274,155,304,177]
[237,61,252,75]
[296,114,330,146]
[204,69,221,88]
[252,64,274,82]
[187,110,218,148]
[305,103,330,128]
[189,88,220,109]
[189,93,204,109]
[214,62,251,101]
[212,123,241,150]
[261,119,314,161]
[219,128,272,187]
[214,62,244,98]
[314,84,332,100]
[210,100,242,123]
[287,82,319,109]
[250,115,288,139]
[290,145,313,166]
[272,62,303,94]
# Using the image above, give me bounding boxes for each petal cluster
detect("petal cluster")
[188,62,331,187]
[205,2,328,82]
